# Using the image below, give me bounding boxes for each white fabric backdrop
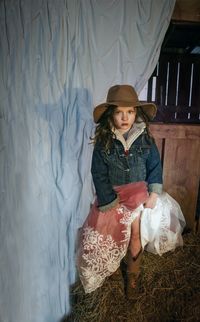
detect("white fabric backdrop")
[0,1,175,321]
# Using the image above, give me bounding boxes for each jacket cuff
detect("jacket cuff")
[148,183,163,195]
[98,196,119,212]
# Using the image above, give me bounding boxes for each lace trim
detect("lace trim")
[79,206,136,293]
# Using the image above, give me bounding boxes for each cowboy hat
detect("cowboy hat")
[93,84,157,123]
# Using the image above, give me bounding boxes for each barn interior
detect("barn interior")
[66,1,200,321]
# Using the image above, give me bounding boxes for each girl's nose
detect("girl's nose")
[122,112,128,120]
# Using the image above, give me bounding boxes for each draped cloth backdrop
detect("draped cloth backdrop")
[0,1,175,321]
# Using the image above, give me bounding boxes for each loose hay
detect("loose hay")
[65,233,200,322]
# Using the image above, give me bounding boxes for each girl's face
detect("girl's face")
[113,106,136,134]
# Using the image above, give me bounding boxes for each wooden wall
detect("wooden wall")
[147,54,200,123]
[172,0,200,22]
[146,1,200,232]
[150,123,200,231]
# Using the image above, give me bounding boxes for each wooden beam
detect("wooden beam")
[150,124,200,139]
[172,0,200,22]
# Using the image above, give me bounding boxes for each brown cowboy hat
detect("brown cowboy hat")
[93,84,157,123]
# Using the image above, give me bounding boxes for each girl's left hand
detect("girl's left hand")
[144,192,158,209]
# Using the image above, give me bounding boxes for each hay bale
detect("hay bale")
[65,233,200,322]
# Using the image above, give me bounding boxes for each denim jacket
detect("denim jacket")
[91,123,163,211]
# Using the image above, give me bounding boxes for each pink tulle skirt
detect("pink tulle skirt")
[77,181,185,293]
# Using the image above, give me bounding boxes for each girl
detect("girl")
[77,85,185,299]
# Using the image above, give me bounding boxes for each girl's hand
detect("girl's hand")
[144,192,158,209]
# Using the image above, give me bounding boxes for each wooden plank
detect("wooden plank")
[196,183,200,233]
[163,138,200,230]
[172,0,200,22]
[191,61,200,108]
[147,65,157,102]
[149,124,200,139]
[178,61,192,107]
[155,58,168,106]
[167,60,178,106]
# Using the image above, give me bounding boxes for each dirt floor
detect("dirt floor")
[63,232,200,322]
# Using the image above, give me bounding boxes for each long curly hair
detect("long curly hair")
[92,105,154,151]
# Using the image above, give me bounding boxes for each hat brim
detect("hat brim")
[93,101,157,123]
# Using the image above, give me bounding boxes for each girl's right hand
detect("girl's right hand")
[144,192,158,209]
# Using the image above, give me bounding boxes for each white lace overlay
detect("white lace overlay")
[79,205,140,293]
[141,193,186,255]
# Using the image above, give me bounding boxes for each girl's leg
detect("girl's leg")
[126,250,142,299]
[129,215,142,260]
